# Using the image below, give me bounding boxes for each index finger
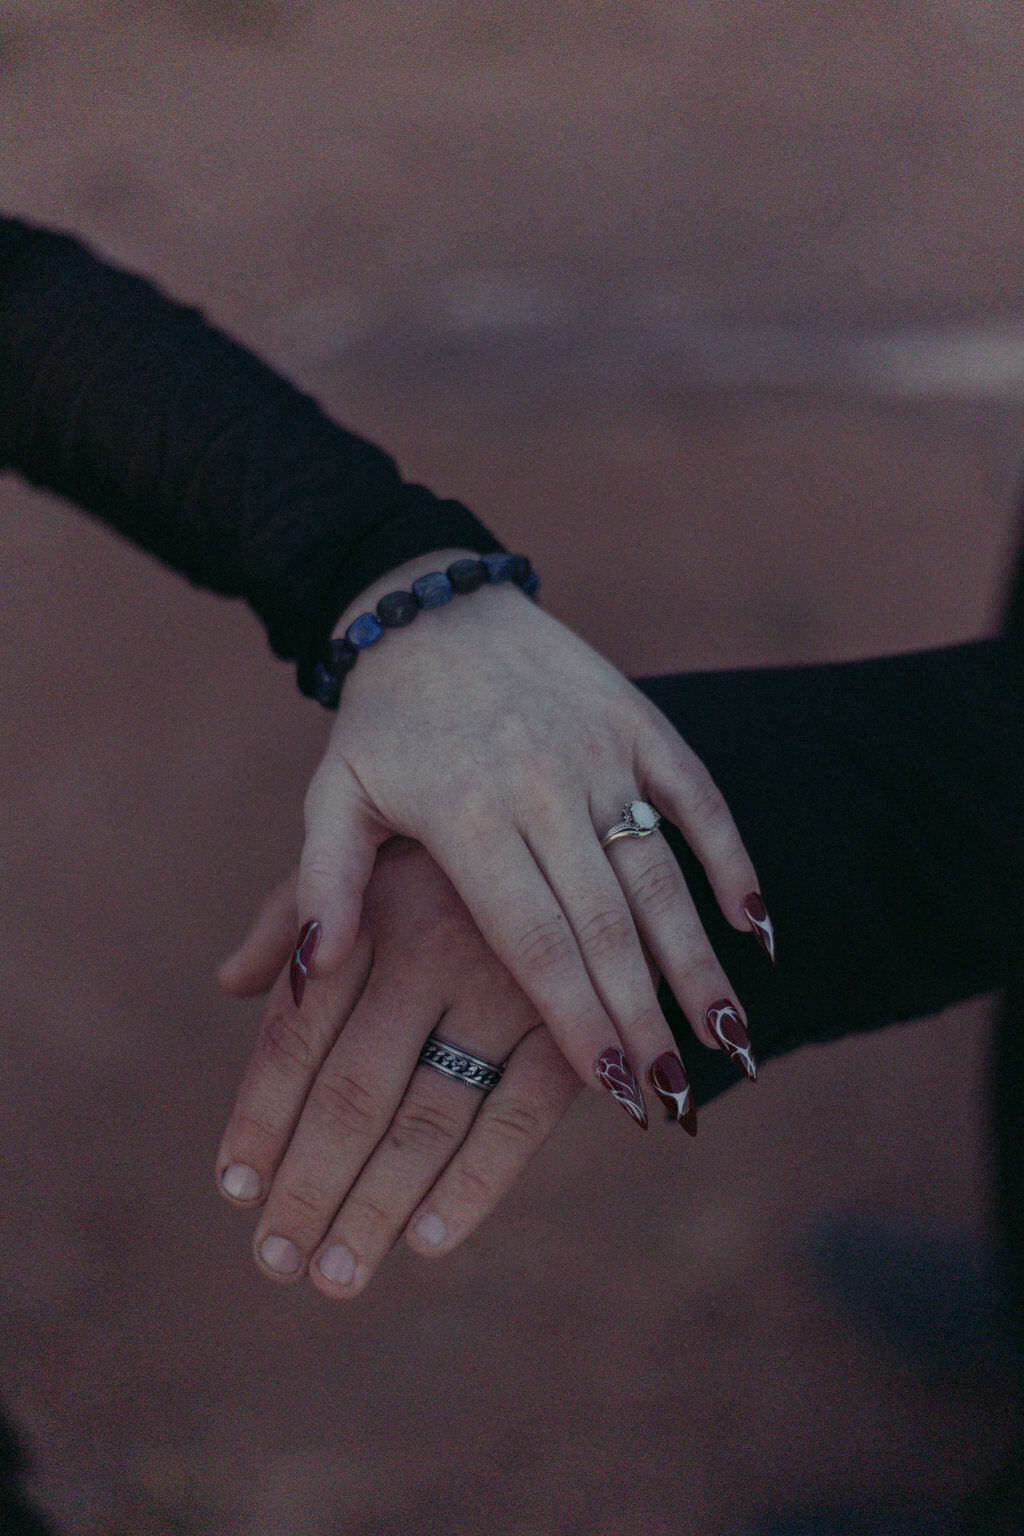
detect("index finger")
[215,936,372,1208]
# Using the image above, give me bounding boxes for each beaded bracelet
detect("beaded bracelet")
[312,552,540,708]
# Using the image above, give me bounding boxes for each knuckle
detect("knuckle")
[259,1008,319,1074]
[450,1156,496,1206]
[682,768,729,832]
[389,1096,462,1154]
[302,770,329,829]
[343,1192,393,1236]
[677,948,724,1000]
[308,1070,380,1139]
[227,1101,281,1151]
[514,915,576,977]
[630,856,683,921]
[450,783,498,840]
[273,1179,326,1226]
[576,906,635,963]
[487,1096,545,1143]
[622,1002,671,1042]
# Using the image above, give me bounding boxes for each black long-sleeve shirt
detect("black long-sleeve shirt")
[0,214,504,695]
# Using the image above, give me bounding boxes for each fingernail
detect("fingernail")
[705,1000,758,1081]
[412,1212,447,1248]
[743,891,776,965]
[317,1243,356,1285]
[220,1163,261,1201]
[258,1234,301,1276]
[594,1046,648,1129]
[648,1052,698,1136]
[290,919,321,1007]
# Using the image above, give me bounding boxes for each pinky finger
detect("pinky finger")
[640,717,776,963]
[404,1027,580,1259]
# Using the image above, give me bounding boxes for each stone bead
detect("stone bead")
[326,636,359,675]
[508,553,532,585]
[412,571,454,609]
[522,569,540,598]
[377,589,418,627]
[446,558,486,594]
[481,552,514,583]
[345,612,383,649]
[312,663,341,709]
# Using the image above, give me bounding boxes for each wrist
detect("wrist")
[313,548,539,709]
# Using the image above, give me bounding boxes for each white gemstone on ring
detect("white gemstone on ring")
[600,798,662,848]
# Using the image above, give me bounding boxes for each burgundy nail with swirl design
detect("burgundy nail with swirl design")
[705,1000,757,1082]
[290,920,321,1008]
[649,1052,697,1136]
[743,892,776,965]
[594,1047,648,1129]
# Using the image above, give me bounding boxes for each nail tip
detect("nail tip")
[594,1046,648,1130]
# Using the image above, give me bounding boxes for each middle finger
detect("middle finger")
[309,1001,537,1299]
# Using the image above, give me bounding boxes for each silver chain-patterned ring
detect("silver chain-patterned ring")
[417,1035,505,1093]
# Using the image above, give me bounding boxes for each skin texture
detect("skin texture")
[216,842,583,1295]
[291,547,765,1113]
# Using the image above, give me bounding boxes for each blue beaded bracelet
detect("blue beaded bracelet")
[312,553,540,708]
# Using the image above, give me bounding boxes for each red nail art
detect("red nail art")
[743,891,776,965]
[290,920,321,1008]
[705,1000,758,1082]
[649,1052,698,1136]
[594,1047,648,1129]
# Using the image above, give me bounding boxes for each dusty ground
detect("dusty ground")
[3,2,1024,1531]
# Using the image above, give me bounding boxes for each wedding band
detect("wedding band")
[600,799,662,849]
[417,1034,505,1093]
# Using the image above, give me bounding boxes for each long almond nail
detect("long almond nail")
[706,1000,757,1081]
[743,892,776,965]
[649,1052,697,1136]
[594,1047,648,1129]
[290,919,320,1008]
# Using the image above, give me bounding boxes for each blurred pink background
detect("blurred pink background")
[3,2,1024,1531]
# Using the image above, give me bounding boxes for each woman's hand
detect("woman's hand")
[215,845,589,1296]
[291,549,772,1124]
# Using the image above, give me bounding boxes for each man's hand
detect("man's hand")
[215,844,591,1297]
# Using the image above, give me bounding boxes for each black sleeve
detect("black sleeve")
[0,214,505,695]
[635,637,1024,1108]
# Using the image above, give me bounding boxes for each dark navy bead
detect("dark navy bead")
[377,589,418,627]
[313,663,341,709]
[345,612,383,649]
[508,553,532,585]
[481,552,515,583]
[412,571,454,609]
[447,558,486,594]
[522,569,540,598]
[327,636,359,674]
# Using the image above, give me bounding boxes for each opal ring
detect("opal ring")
[600,799,662,849]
